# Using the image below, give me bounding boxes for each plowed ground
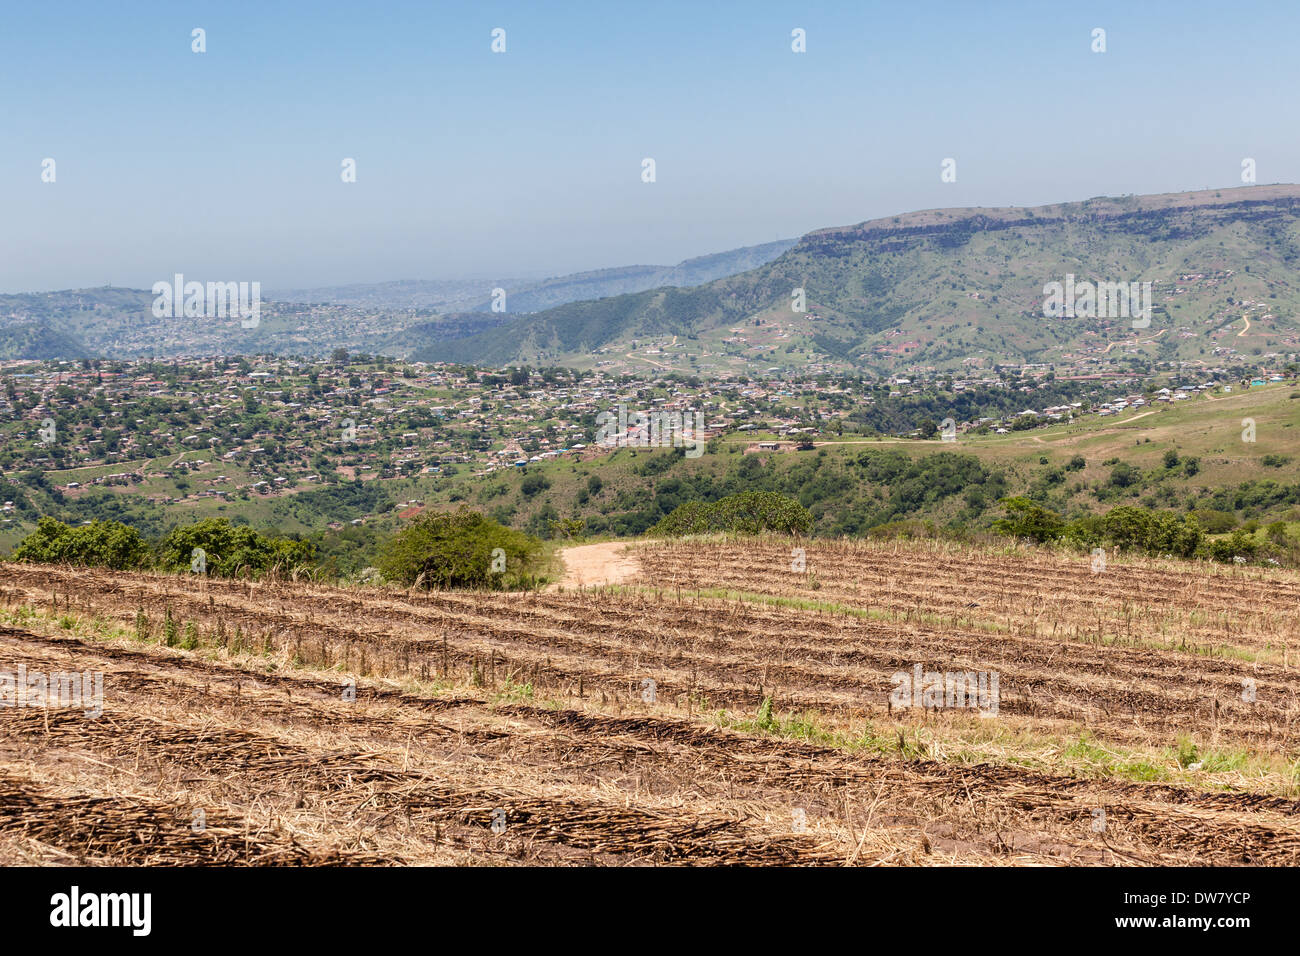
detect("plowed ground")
[0,536,1297,866]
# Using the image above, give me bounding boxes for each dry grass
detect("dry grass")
[0,537,1297,866]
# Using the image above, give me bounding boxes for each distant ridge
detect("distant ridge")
[270,238,798,313]
[411,184,1300,375]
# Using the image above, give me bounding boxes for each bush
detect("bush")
[997,501,1205,558]
[1147,512,1204,557]
[378,507,543,589]
[1061,514,1105,549]
[1102,506,1155,552]
[1191,508,1237,534]
[992,497,1064,543]
[520,474,550,497]
[1108,463,1140,488]
[156,518,314,578]
[12,517,149,570]
[1203,529,1259,563]
[651,492,813,537]
[1088,507,1203,557]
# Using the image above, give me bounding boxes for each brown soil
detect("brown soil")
[0,539,1296,866]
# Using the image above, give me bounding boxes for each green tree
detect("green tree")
[651,492,813,537]
[992,497,1064,543]
[520,473,550,497]
[1101,506,1155,552]
[12,517,148,570]
[156,518,313,578]
[378,507,543,589]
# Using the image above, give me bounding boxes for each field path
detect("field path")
[551,541,641,590]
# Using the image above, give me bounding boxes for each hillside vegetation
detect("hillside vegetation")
[416,185,1300,375]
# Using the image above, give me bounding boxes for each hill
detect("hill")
[266,277,531,311]
[0,321,90,360]
[413,185,1300,376]
[270,238,797,315]
[0,237,797,360]
[409,379,1300,547]
[458,238,799,314]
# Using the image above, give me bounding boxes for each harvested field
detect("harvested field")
[1,536,1298,866]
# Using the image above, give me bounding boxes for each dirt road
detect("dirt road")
[551,541,641,590]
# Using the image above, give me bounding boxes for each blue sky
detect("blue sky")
[2,0,1297,293]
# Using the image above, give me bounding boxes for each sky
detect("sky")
[2,0,1298,293]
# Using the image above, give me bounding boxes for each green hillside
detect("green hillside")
[414,185,1300,376]
[413,380,1300,549]
[0,322,90,360]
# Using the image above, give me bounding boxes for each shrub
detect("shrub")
[12,517,149,570]
[992,497,1064,543]
[1102,506,1155,552]
[1147,512,1204,557]
[156,518,314,578]
[651,492,813,537]
[1108,463,1140,488]
[520,474,550,497]
[1000,501,1204,558]
[1191,508,1237,534]
[1203,529,1259,563]
[378,507,543,589]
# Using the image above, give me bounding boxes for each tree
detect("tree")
[1101,506,1153,551]
[520,473,550,497]
[992,497,1064,543]
[13,517,148,570]
[1108,462,1139,488]
[156,518,313,577]
[651,492,813,537]
[1146,511,1203,557]
[378,507,543,589]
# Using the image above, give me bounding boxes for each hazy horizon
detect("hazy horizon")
[4,0,1299,294]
